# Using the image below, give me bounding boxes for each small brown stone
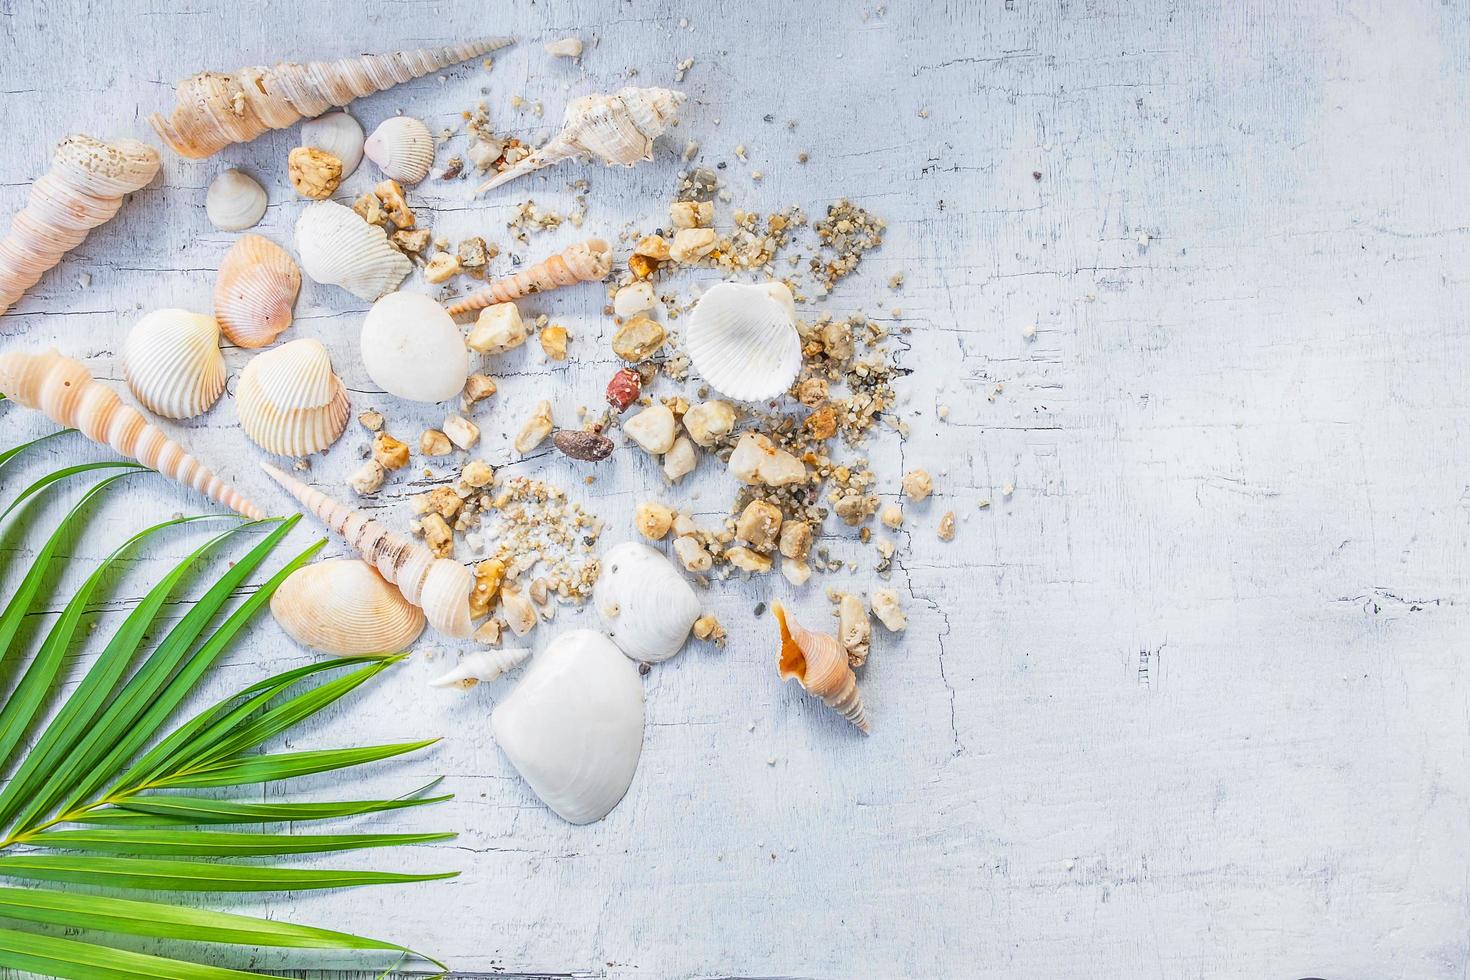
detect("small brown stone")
[553,429,615,461]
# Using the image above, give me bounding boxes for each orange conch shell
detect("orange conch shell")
[773,602,870,734]
[445,238,610,317]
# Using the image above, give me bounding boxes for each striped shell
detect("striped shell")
[685,281,802,401]
[235,338,349,456]
[121,309,227,419]
[271,558,426,654]
[363,116,434,184]
[213,234,301,349]
[295,200,410,302]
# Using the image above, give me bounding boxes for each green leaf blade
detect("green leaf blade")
[0,854,458,891]
[158,739,440,789]
[31,828,455,856]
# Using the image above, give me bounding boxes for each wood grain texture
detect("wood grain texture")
[2,1,1469,977]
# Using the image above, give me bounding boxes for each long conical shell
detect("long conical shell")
[430,648,530,689]
[0,348,263,519]
[0,135,160,316]
[148,38,513,159]
[214,234,301,348]
[477,87,685,193]
[296,200,411,302]
[363,116,434,184]
[445,238,611,316]
[121,309,227,419]
[260,462,474,638]
[773,602,870,734]
[236,339,349,456]
[686,281,802,401]
[271,557,426,654]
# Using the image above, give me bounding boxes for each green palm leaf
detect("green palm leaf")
[30,828,454,856]
[78,782,452,826]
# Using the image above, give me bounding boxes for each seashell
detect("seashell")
[0,348,262,518]
[686,281,802,402]
[445,238,611,317]
[121,309,227,419]
[361,291,470,402]
[491,629,644,824]
[301,111,364,177]
[594,541,701,663]
[772,602,870,734]
[430,648,531,689]
[205,169,267,231]
[363,116,434,184]
[236,338,349,456]
[478,86,685,193]
[295,200,411,302]
[260,462,474,638]
[271,558,425,654]
[148,38,513,159]
[0,135,160,316]
[213,234,301,348]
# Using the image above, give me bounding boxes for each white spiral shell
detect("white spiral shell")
[295,200,411,302]
[363,116,435,184]
[121,309,227,420]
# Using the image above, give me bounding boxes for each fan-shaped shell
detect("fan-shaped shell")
[271,558,426,654]
[361,291,469,402]
[686,281,802,402]
[213,234,301,349]
[236,338,349,456]
[205,169,268,232]
[295,200,411,302]
[363,116,434,184]
[491,629,644,824]
[594,541,701,663]
[121,309,227,419]
[301,112,365,177]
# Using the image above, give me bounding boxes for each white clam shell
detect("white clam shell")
[685,281,802,402]
[360,291,470,402]
[271,558,426,655]
[236,338,349,456]
[430,648,531,689]
[213,234,300,349]
[594,541,701,663]
[301,111,364,177]
[491,629,644,824]
[295,200,411,302]
[363,116,434,184]
[121,309,227,419]
[205,169,267,232]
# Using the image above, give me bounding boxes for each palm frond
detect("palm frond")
[0,438,456,978]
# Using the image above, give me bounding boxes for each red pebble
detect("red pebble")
[606,368,642,412]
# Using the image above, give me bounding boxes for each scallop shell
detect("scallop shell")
[301,111,365,178]
[214,234,301,349]
[430,648,531,689]
[205,169,267,231]
[361,291,469,402]
[236,338,349,456]
[363,116,434,184]
[685,281,802,402]
[121,309,227,420]
[491,629,644,824]
[774,602,870,734]
[271,558,426,655]
[295,200,411,302]
[594,541,701,663]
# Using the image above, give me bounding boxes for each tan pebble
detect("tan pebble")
[424,252,461,283]
[635,501,675,540]
[373,432,409,470]
[937,511,956,541]
[669,227,717,263]
[724,546,772,574]
[662,436,697,483]
[348,459,385,495]
[682,399,736,447]
[633,234,671,260]
[735,499,783,551]
[673,534,713,572]
[443,414,480,450]
[460,459,494,488]
[358,409,384,432]
[623,403,676,454]
[778,520,812,561]
[467,302,527,354]
[870,589,907,632]
[463,373,498,406]
[669,200,713,229]
[611,314,666,361]
[288,146,342,199]
[879,504,903,529]
[901,469,933,501]
[420,513,454,558]
[420,429,453,456]
[540,324,569,360]
[514,400,554,454]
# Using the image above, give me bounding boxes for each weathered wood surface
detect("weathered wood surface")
[2,1,1469,977]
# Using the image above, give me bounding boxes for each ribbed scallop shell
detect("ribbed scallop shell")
[271,558,426,655]
[121,309,227,419]
[301,111,364,177]
[236,337,349,456]
[295,200,411,302]
[205,169,267,231]
[685,281,803,401]
[594,541,701,663]
[363,116,434,184]
[214,234,300,349]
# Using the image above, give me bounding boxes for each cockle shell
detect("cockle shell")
[148,38,513,159]
[445,238,612,316]
[773,602,870,734]
[260,463,475,638]
[594,541,701,663]
[363,116,434,184]
[0,135,160,316]
[236,338,349,456]
[686,281,802,402]
[477,86,685,193]
[213,234,301,349]
[121,309,227,420]
[205,169,268,231]
[301,111,365,177]
[0,348,263,518]
[431,648,531,689]
[491,629,644,824]
[271,558,425,654]
[361,291,469,402]
[295,200,411,302]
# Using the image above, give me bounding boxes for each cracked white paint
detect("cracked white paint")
[2,2,1469,978]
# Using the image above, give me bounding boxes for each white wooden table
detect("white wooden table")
[3,2,1468,977]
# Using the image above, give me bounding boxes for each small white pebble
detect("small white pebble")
[937,405,950,419]
[1022,323,1037,340]
[766,756,777,766]
[1002,483,1015,497]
